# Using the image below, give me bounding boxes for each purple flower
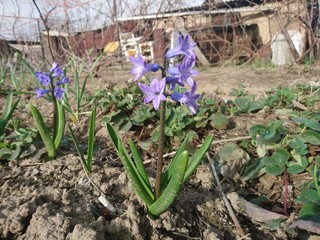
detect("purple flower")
[53,87,64,100]
[35,87,50,98]
[35,72,51,86]
[168,56,198,88]
[165,75,183,91]
[171,83,200,114]
[129,54,160,82]
[165,34,196,59]
[50,62,64,78]
[56,76,71,86]
[138,78,166,110]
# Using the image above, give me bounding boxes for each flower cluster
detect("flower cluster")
[35,62,70,100]
[129,34,200,114]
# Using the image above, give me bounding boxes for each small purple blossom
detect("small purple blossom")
[129,54,160,82]
[165,34,196,59]
[50,62,64,78]
[56,76,71,86]
[35,87,50,98]
[35,72,51,86]
[168,56,198,88]
[171,83,200,114]
[138,78,166,110]
[53,87,65,100]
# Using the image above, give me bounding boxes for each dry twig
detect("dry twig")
[163,136,251,158]
[206,153,246,237]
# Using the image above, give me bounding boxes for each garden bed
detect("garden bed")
[1,64,320,239]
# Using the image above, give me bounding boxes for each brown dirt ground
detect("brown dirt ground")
[97,63,320,96]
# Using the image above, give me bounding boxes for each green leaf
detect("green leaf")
[261,148,290,176]
[29,104,55,160]
[264,218,286,230]
[240,158,265,181]
[302,130,320,145]
[130,105,155,124]
[0,93,20,136]
[248,98,266,112]
[17,51,35,76]
[183,135,213,182]
[299,203,320,223]
[151,126,159,142]
[2,92,13,119]
[54,101,66,150]
[137,140,152,150]
[273,148,290,165]
[290,136,307,149]
[287,155,308,174]
[161,133,190,189]
[148,151,188,217]
[11,142,22,160]
[256,135,267,158]
[119,120,132,132]
[106,123,154,205]
[292,117,320,131]
[297,189,320,205]
[235,97,251,112]
[68,124,87,171]
[86,107,96,172]
[78,76,88,110]
[129,139,151,190]
[209,114,228,130]
[265,163,285,176]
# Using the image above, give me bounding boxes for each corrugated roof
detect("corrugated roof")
[117,6,272,21]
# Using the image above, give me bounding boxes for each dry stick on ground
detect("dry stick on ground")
[162,136,252,159]
[77,156,116,214]
[206,153,246,238]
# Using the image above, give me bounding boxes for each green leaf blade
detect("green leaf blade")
[129,139,151,190]
[149,151,188,217]
[86,107,96,172]
[106,123,154,204]
[29,104,55,160]
[54,101,66,150]
[183,135,213,183]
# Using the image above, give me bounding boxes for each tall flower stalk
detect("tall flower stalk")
[106,34,213,216]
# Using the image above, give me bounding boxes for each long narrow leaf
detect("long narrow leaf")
[183,135,213,183]
[129,139,151,189]
[0,94,19,136]
[117,138,154,206]
[2,92,13,119]
[75,70,80,109]
[29,104,55,159]
[68,124,89,172]
[106,123,154,203]
[89,52,105,73]
[54,101,66,149]
[148,151,188,217]
[86,107,96,172]
[79,76,88,106]
[160,133,190,189]
[17,52,35,76]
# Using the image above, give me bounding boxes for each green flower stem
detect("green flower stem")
[155,100,166,199]
[53,99,58,140]
[155,61,167,200]
[49,76,58,140]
